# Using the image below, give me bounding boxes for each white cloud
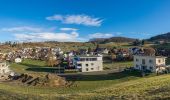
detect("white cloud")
[1,26,44,33]
[129,32,152,36]
[46,14,103,26]
[0,26,81,42]
[46,15,63,21]
[114,32,123,35]
[89,33,113,38]
[60,28,78,31]
[14,31,79,42]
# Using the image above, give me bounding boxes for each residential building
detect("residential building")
[94,48,109,54]
[15,58,22,63]
[0,61,11,75]
[134,55,166,72]
[75,55,103,72]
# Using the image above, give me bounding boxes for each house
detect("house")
[94,48,109,54]
[0,61,11,75]
[156,40,165,44]
[101,48,109,54]
[134,55,166,72]
[129,47,141,55]
[79,49,88,55]
[15,58,22,63]
[75,55,103,72]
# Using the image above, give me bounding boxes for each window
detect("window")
[91,58,97,61]
[163,59,165,62]
[80,58,85,61]
[136,64,139,68]
[86,64,88,67]
[150,66,153,70]
[136,59,139,62]
[86,68,88,71]
[158,60,161,63]
[91,68,94,70]
[1,64,4,67]
[91,63,94,66]
[77,64,82,66]
[142,59,145,64]
[149,59,153,63]
[86,58,90,61]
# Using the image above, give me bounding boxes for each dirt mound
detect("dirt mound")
[11,73,71,87]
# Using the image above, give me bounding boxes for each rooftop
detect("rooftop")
[134,55,167,58]
[73,54,102,58]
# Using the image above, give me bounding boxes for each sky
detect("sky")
[0,0,170,42]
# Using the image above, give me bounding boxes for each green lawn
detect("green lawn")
[0,59,170,99]
[10,59,47,73]
[103,61,133,70]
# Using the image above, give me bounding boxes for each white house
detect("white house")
[76,55,103,72]
[0,62,11,75]
[15,58,22,63]
[134,55,166,72]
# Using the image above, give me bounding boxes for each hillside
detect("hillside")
[148,32,170,42]
[0,59,170,99]
[1,72,170,99]
[0,42,96,52]
[89,37,136,43]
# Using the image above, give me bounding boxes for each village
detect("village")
[1,0,170,99]
[0,41,169,83]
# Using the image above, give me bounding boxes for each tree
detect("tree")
[47,56,57,67]
[47,49,56,67]
[141,40,145,45]
[133,39,141,46]
[87,47,92,54]
[94,44,100,52]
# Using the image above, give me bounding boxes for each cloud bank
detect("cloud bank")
[46,14,103,26]
[1,26,80,42]
[89,33,113,38]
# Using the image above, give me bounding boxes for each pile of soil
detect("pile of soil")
[11,73,71,87]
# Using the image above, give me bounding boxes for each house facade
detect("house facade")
[15,58,22,63]
[76,55,103,72]
[0,62,11,75]
[134,55,166,72]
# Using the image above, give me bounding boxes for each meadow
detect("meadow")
[0,59,169,99]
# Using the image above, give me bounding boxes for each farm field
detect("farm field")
[0,59,169,99]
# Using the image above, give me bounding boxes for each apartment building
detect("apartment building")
[134,55,166,72]
[75,55,103,72]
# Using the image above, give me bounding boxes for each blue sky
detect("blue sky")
[0,0,170,42]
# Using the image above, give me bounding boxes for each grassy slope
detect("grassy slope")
[0,59,169,99]
[1,73,170,99]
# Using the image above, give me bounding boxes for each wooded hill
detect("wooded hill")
[89,37,136,43]
[147,32,170,42]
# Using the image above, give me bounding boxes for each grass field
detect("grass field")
[0,59,169,99]
[103,61,133,70]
